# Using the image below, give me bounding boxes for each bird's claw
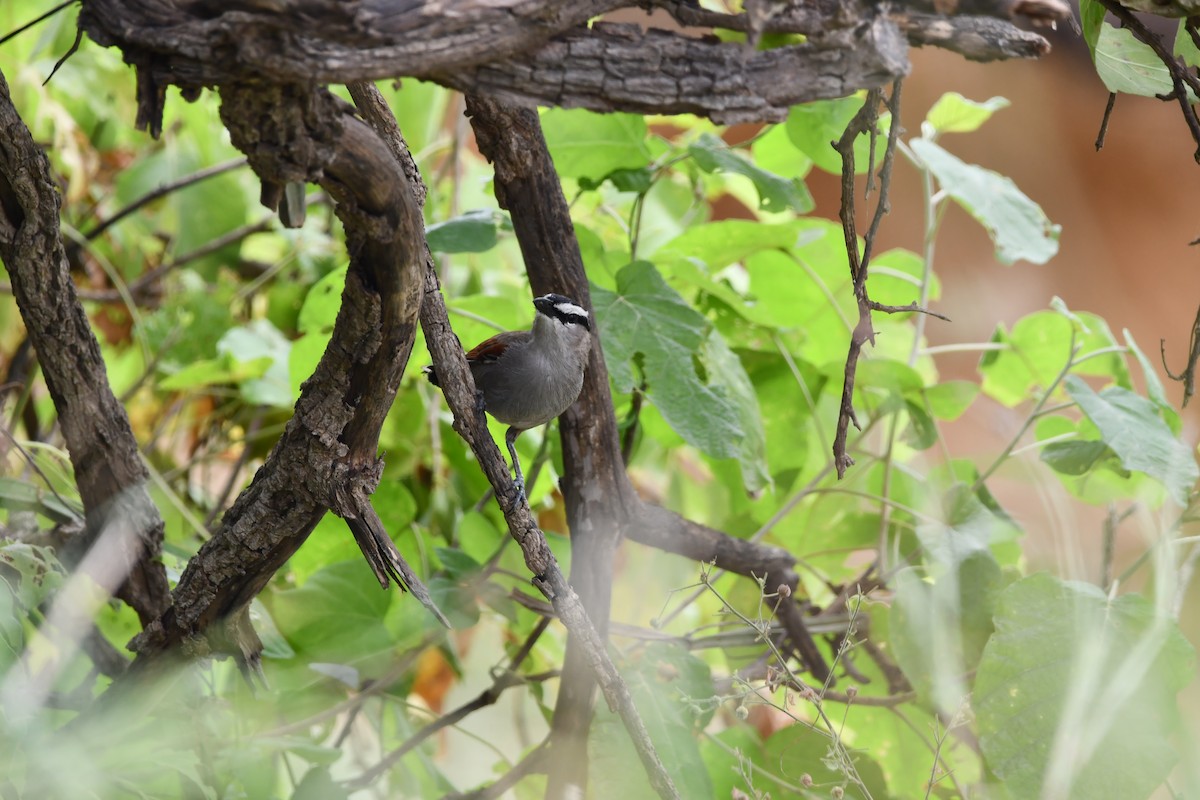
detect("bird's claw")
[510,476,526,505]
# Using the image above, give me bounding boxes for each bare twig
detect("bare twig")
[1161,302,1200,406]
[82,157,247,241]
[831,80,909,478]
[1096,0,1200,162]
[1095,92,1117,151]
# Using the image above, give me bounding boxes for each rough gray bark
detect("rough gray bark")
[0,67,170,628]
[441,19,909,123]
[75,0,1065,136]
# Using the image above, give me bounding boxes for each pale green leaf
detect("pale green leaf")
[911,138,1060,265]
[1065,375,1198,505]
[425,209,505,254]
[925,93,1010,135]
[1096,23,1197,100]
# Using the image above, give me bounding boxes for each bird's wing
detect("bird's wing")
[464,330,524,365]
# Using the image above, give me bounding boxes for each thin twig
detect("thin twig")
[1161,302,1200,406]
[1097,0,1200,161]
[82,157,248,241]
[830,80,907,479]
[1095,92,1117,151]
[0,1,75,48]
[345,618,551,791]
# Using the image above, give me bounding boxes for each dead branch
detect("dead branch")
[0,68,171,627]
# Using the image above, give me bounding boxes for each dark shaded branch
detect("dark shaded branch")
[0,67,171,627]
[78,0,622,87]
[348,84,679,800]
[127,83,436,667]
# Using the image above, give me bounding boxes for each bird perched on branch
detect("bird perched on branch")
[425,293,592,500]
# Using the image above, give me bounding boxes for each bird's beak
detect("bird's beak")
[533,295,554,314]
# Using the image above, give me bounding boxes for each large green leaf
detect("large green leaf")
[760,722,890,799]
[975,575,1195,799]
[910,138,1059,265]
[1064,375,1198,505]
[1095,23,1196,100]
[593,261,768,491]
[271,559,397,663]
[541,109,653,181]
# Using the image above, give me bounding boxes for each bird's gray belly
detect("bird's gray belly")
[472,361,584,430]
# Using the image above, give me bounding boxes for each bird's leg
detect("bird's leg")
[505,426,526,503]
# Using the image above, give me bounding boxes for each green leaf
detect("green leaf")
[0,542,66,611]
[1176,19,1200,67]
[1096,23,1197,100]
[157,354,271,392]
[593,261,768,491]
[785,95,890,175]
[750,122,812,179]
[891,553,1002,713]
[923,381,979,420]
[978,310,1128,407]
[976,575,1195,800]
[761,723,891,799]
[425,209,505,254]
[0,477,81,523]
[541,109,653,181]
[217,319,294,408]
[657,219,810,270]
[1064,375,1198,505]
[589,644,715,800]
[924,92,1010,135]
[297,267,347,335]
[1040,439,1118,476]
[688,132,813,213]
[1079,0,1105,55]
[291,766,349,800]
[910,138,1060,265]
[272,559,396,662]
[1124,329,1171,410]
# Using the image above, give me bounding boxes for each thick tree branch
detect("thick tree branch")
[129,83,438,666]
[347,83,679,800]
[462,94,833,798]
[0,67,171,627]
[442,19,909,124]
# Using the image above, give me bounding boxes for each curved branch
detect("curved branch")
[129,83,435,664]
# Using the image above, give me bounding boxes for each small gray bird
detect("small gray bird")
[425,293,592,499]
